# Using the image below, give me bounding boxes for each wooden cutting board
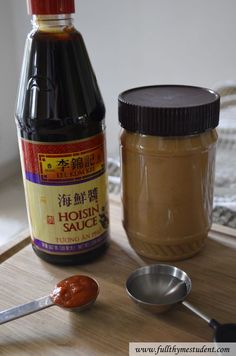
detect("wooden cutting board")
[0,197,235,355]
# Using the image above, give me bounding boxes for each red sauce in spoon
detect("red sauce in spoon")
[50,275,99,308]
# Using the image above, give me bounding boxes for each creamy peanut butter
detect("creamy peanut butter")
[118,85,220,261]
[120,129,217,260]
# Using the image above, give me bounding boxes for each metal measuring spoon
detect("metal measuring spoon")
[0,275,99,325]
[126,264,236,342]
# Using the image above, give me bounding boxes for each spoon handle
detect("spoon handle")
[0,295,54,325]
[182,300,211,324]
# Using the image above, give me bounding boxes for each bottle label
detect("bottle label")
[19,133,109,255]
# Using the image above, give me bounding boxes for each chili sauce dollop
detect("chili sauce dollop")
[50,275,99,308]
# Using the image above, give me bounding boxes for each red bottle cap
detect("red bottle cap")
[27,0,75,15]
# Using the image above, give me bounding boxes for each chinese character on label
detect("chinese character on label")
[57,159,69,172]
[88,187,98,202]
[58,194,72,207]
[71,157,83,169]
[74,192,87,205]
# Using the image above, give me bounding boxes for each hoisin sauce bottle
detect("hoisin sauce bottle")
[16,0,109,265]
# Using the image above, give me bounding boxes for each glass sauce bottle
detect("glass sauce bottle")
[16,0,109,265]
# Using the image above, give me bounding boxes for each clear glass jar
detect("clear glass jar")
[119,85,220,261]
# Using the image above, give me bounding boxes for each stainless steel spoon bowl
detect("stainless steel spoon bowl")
[126,264,191,313]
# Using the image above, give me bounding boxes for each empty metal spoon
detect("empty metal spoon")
[126,264,236,342]
[0,275,99,325]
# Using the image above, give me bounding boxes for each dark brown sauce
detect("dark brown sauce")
[16,27,109,264]
[16,28,105,141]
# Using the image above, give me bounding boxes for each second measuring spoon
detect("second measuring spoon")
[126,264,236,343]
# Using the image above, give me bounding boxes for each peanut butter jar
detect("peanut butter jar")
[118,85,220,261]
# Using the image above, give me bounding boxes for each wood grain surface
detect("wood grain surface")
[0,228,30,264]
[0,198,235,355]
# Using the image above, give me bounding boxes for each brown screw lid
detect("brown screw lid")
[118,85,220,136]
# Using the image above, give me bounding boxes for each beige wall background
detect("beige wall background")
[1,0,236,179]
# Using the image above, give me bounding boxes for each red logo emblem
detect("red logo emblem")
[47,216,55,224]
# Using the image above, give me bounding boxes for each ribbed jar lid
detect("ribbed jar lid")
[118,85,220,136]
